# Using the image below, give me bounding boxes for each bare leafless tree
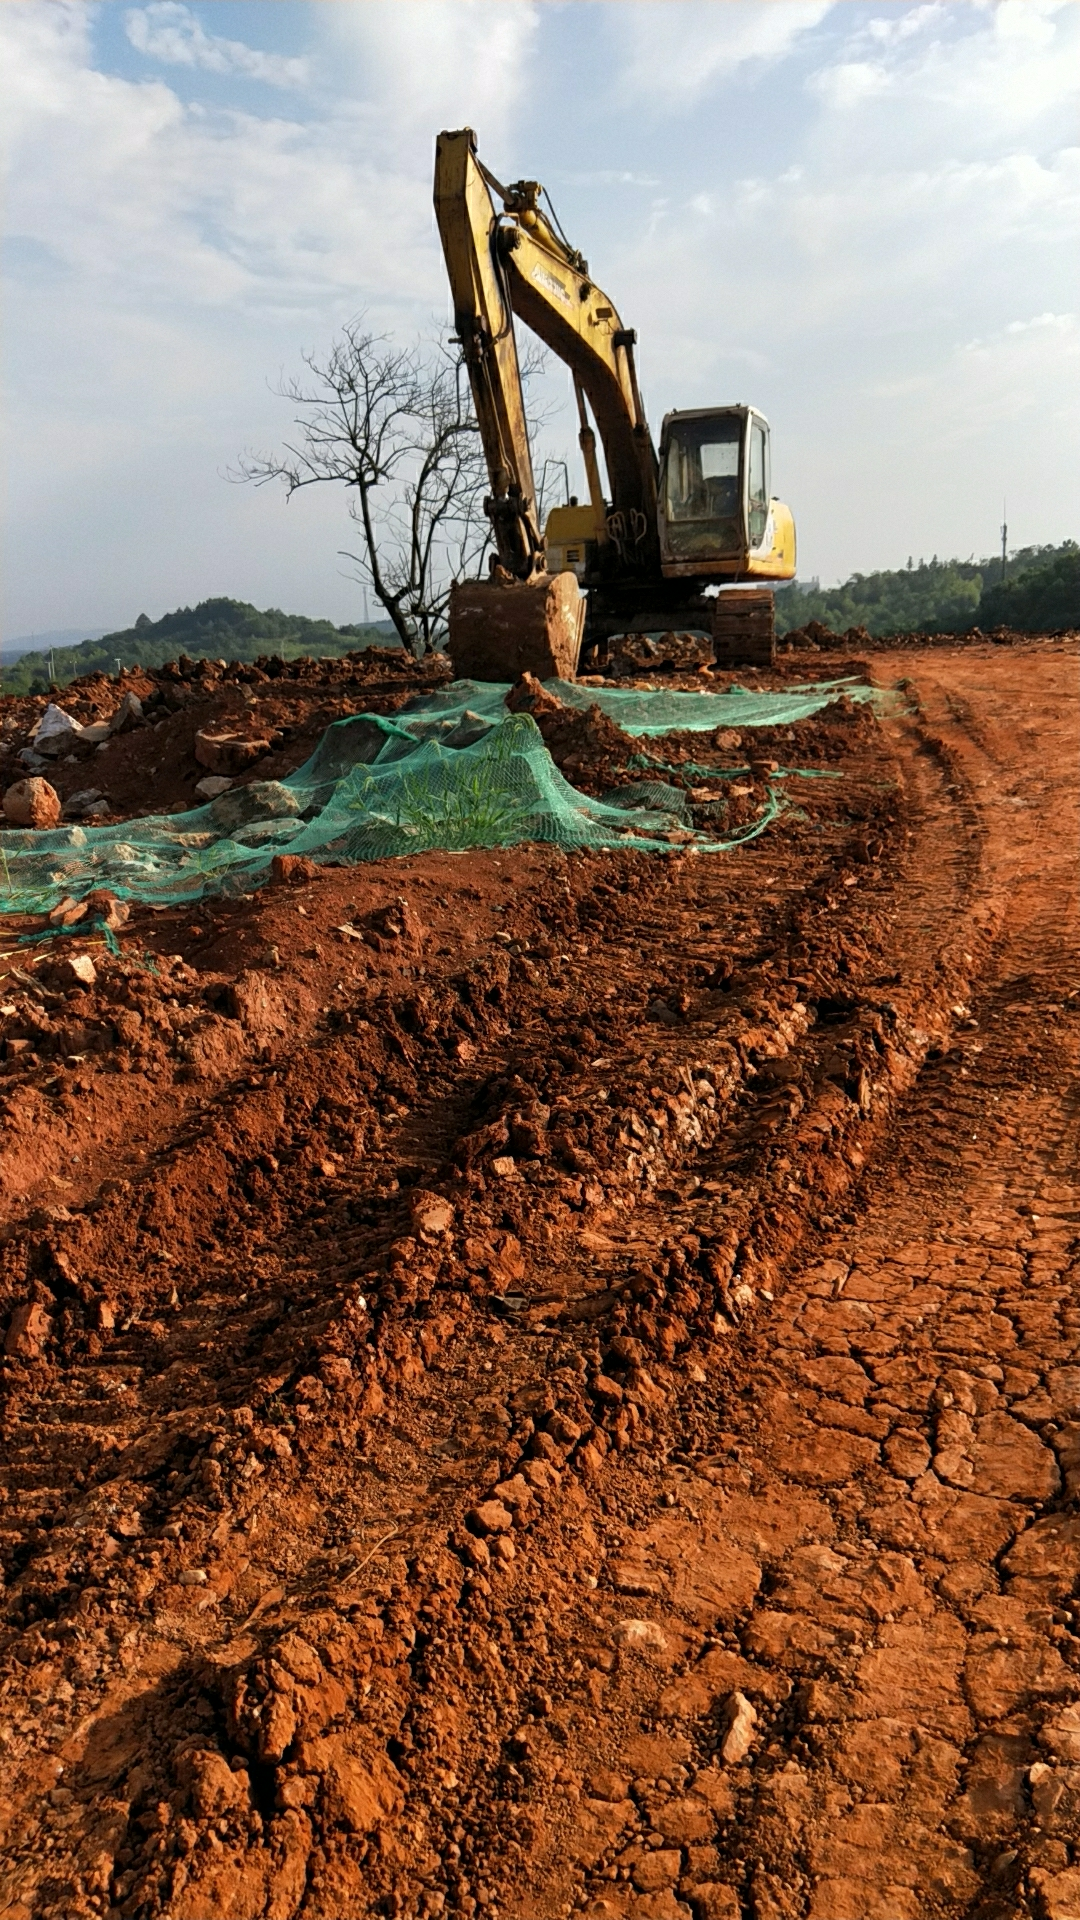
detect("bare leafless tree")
[235,320,550,656]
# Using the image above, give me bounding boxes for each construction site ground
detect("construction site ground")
[0,632,1077,1920]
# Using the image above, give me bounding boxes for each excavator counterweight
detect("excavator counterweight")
[434,128,796,680]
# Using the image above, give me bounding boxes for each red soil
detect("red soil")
[0,634,1077,1920]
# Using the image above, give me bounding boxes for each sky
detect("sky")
[2,0,1078,638]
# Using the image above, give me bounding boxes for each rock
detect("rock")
[591,1372,624,1405]
[208,780,300,831]
[275,1633,322,1686]
[694,1892,742,1920]
[586,1769,630,1802]
[31,703,84,755]
[108,690,144,733]
[493,1473,534,1512]
[296,1730,403,1831]
[951,1732,1033,1840]
[62,788,107,819]
[178,1567,209,1586]
[195,730,271,775]
[505,671,566,717]
[317,1356,352,1394]
[271,854,318,885]
[4,1301,53,1358]
[614,1619,668,1654]
[885,1429,932,1479]
[54,953,97,989]
[83,888,130,929]
[195,775,234,800]
[3,776,61,828]
[970,1411,1060,1501]
[48,894,88,926]
[546,1410,582,1447]
[1029,1763,1080,1833]
[1041,1705,1080,1764]
[179,1749,250,1818]
[690,1767,736,1818]
[468,1499,513,1536]
[612,1556,664,1597]
[964,1641,1077,1720]
[258,1693,297,1762]
[1002,1514,1080,1598]
[652,1794,715,1844]
[1030,1865,1080,1920]
[719,1691,757,1765]
[410,1191,455,1237]
[633,1850,683,1893]
[226,969,289,1039]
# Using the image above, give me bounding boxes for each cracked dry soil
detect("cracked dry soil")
[0,636,1077,1920]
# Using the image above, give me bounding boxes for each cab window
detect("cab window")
[660,416,742,557]
[748,421,769,547]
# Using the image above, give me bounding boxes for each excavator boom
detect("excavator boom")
[433,130,544,580]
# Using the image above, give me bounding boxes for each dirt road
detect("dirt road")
[0,639,1076,1920]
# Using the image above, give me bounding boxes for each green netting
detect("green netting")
[401,673,882,737]
[0,676,884,915]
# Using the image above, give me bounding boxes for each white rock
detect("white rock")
[195,775,233,800]
[613,1618,668,1653]
[31,704,83,755]
[720,1690,757,1764]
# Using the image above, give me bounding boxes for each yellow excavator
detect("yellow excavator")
[434,128,796,681]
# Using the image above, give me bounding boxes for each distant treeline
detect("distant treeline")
[1,598,399,696]
[5,546,1077,697]
[775,541,1079,637]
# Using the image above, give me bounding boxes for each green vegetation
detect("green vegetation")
[775,541,1078,637]
[1,597,399,695]
[975,544,1080,633]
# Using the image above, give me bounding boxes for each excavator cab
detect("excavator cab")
[657,406,795,581]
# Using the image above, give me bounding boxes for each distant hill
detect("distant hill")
[2,627,109,664]
[775,540,1078,637]
[0,598,400,695]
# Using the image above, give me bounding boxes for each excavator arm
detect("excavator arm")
[433,129,545,580]
[434,127,658,581]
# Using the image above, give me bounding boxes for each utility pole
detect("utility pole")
[1001,500,1007,585]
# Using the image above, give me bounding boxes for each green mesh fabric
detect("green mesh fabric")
[0,677,885,915]
[402,673,882,736]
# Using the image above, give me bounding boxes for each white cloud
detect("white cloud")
[125,3,310,87]
[313,1,540,150]
[614,0,833,105]
[808,0,1078,139]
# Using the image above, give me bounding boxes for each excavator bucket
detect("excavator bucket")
[712,588,776,669]
[448,571,585,683]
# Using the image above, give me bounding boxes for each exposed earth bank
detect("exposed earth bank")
[0,635,1077,1920]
